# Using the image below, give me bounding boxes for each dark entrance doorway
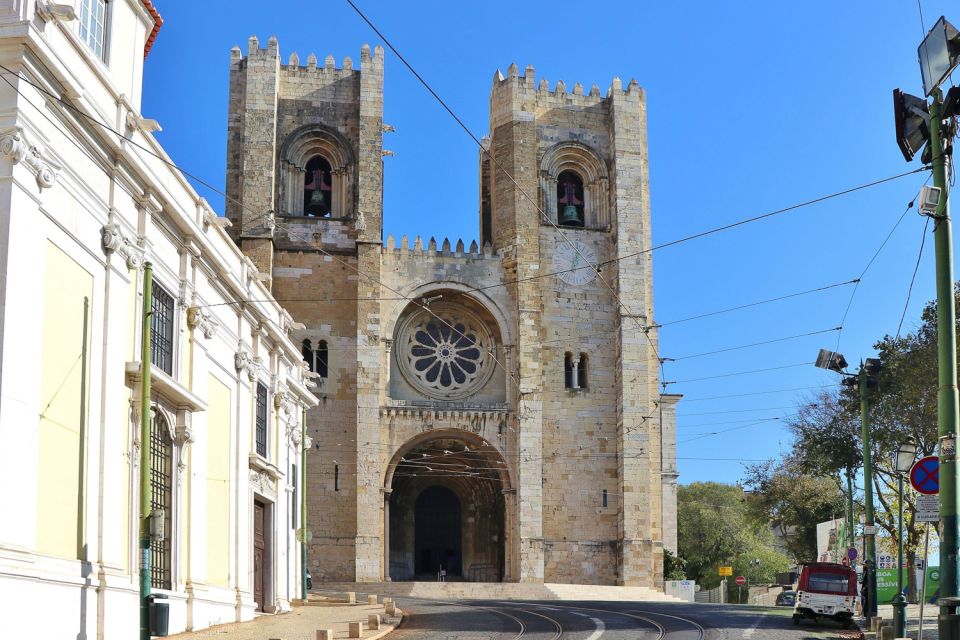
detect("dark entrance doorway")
[415,485,462,577]
[253,500,265,611]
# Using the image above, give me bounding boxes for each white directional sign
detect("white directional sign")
[917,494,940,523]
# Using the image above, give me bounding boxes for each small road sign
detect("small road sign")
[917,494,940,522]
[719,566,733,576]
[847,547,858,562]
[735,576,746,586]
[911,456,940,495]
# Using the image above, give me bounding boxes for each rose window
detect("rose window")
[396,306,496,399]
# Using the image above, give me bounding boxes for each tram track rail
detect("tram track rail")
[310,586,706,639]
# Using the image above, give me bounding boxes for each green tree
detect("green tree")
[742,454,846,563]
[677,482,793,592]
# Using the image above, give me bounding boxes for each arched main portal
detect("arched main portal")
[386,432,509,582]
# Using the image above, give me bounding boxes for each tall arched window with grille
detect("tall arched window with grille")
[302,339,313,371]
[316,340,329,378]
[150,412,174,590]
[577,353,589,389]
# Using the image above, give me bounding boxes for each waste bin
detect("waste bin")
[147,593,169,637]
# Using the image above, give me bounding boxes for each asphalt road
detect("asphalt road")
[385,598,859,639]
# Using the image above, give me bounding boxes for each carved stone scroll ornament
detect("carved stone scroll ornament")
[101,223,145,269]
[187,306,218,339]
[0,127,61,190]
[234,348,261,382]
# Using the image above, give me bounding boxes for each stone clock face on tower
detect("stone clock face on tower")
[553,240,597,286]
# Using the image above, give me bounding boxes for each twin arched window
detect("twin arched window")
[302,339,329,378]
[564,352,588,389]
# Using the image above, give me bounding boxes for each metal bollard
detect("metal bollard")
[939,596,960,640]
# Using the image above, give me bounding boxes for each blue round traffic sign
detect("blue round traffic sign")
[911,456,940,495]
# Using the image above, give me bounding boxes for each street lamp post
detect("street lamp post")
[893,438,918,637]
[814,349,882,619]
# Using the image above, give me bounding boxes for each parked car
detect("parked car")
[776,590,796,607]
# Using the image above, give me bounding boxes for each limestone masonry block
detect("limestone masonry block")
[349,621,362,638]
[367,594,377,605]
[317,631,333,640]
[346,591,356,604]
[368,614,380,630]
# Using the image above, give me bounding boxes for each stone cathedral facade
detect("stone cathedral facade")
[225,36,679,587]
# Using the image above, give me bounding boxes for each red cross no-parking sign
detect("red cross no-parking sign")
[911,456,940,495]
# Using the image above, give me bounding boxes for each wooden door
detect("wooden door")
[254,501,265,611]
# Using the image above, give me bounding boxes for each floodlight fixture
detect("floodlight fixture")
[893,89,930,162]
[895,438,917,474]
[815,348,848,373]
[919,16,960,96]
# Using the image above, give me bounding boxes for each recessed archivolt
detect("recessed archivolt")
[540,141,607,183]
[280,123,354,169]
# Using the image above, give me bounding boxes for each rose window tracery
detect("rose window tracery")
[396,305,496,400]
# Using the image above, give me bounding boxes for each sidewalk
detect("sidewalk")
[862,603,938,639]
[167,594,403,640]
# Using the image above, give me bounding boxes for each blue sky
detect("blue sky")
[142,1,957,487]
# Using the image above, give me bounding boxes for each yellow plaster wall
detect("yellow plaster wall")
[205,375,232,586]
[36,242,93,558]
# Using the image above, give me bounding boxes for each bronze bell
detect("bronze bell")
[560,204,582,225]
[305,189,327,216]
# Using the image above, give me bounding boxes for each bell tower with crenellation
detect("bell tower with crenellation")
[481,63,676,585]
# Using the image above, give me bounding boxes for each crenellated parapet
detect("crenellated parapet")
[381,235,498,261]
[491,61,643,108]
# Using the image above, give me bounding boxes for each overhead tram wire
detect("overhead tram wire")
[680,384,840,403]
[896,216,931,338]
[666,326,841,362]
[342,0,929,402]
[835,181,928,350]
[663,361,815,386]
[649,278,858,330]
[0,63,933,334]
[0,55,930,444]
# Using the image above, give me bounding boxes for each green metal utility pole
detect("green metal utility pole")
[301,408,308,601]
[846,467,855,549]
[139,263,153,640]
[929,89,960,638]
[860,365,878,620]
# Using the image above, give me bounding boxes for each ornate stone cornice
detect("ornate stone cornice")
[101,222,145,269]
[0,126,61,190]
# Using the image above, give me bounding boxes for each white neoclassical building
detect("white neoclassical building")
[0,1,316,637]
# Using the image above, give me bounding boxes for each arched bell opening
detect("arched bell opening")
[386,433,509,582]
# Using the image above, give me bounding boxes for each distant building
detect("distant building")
[0,2,315,637]
[225,37,679,587]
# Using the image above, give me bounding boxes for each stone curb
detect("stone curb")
[363,610,404,640]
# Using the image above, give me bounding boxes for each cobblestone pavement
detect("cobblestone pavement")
[166,598,401,640]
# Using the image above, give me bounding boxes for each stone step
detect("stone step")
[313,581,687,603]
